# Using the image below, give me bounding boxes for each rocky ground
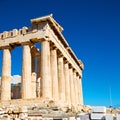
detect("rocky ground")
[0,99,120,119]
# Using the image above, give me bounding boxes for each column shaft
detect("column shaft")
[31,51,36,98]
[58,57,65,101]
[73,71,78,105]
[41,40,52,99]
[69,68,75,105]
[31,72,37,98]
[22,44,32,99]
[1,49,11,100]
[64,63,71,105]
[75,74,79,105]
[37,55,41,98]
[51,49,59,100]
[37,55,41,78]
[77,76,83,105]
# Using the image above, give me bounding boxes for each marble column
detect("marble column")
[36,55,41,98]
[64,62,71,106]
[80,78,83,105]
[51,49,59,100]
[1,48,11,100]
[77,76,83,105]
[31,50,36,98]
[58,56,65,102]
[69,67,75,105]
[22,44,32,99]
[31,72,37,98]
[41,40,52,99]
[73,70,78,105]
[75,74,79,105]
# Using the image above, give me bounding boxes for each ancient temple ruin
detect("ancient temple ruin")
[0,14,84,109]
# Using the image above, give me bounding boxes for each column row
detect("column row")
[0,44,32,100]
[41,40,83,106]
[0,40,83,106]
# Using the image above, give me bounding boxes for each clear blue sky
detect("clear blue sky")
[0,0,120,107]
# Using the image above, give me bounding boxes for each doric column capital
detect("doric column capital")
[64,57,69,64]
[50,42,58,50]
[57,52,64,58]
[3,46,13,50]
[69,63,73,69]
[73,69,77,73]
[21,42,32,46]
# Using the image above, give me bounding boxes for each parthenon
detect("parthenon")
[0,14,84,109]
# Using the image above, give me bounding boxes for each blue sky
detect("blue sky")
[0,0,120,107]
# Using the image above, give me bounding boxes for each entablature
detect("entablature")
[0,14,84,71]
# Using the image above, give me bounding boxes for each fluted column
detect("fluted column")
[73,70,78,105]
[36,55,41,98]
[75,74,79,105]
[64,62,71,106]
[1,49,11,100]
[41,40,52,99]
[58,56,65,102]
[69,67,75,105]
[77,76,83,105]
[22,44,32,99]
[80,78,83,105]
[31,51,36,98]
[31,72,37,98]
[51,49,59,100]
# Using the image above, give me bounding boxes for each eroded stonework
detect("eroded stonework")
[0,14,84,115]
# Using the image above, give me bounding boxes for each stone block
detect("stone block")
[77,113,90,120]
[3,31,9,39]
[39,109,49,114]
[0,33,3,39]
[1,114,10,120]
[12,29,18,36]
[18,29,22,35]
[22,26,28,35]
[19,113,28,119]
[0,110,5,115]
[8,31,12,37]
[105,114,114,120]
[19,106,28,113]
[28,116,42,120]
[13,107,20,114]
[90,113,105,120]
[14,118,21,120]
[69,117,76,120]
[43,118,53,120]
[116,114,120,120]
[92,106,106,113]
[63,118,68,120]
[76,117,80,120]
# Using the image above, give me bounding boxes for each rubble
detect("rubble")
[0,105,119,120]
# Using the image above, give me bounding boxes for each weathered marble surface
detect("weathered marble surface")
[92,106,106,113]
